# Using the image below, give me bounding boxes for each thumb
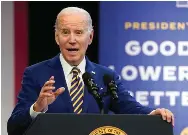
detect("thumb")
[54,87,65,97]
[149,110,157,115]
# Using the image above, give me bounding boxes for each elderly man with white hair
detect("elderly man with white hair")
[7,7,174,135]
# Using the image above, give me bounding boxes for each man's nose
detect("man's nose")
[69,33,76,44]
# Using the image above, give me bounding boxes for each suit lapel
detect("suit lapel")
[47,54,74,113]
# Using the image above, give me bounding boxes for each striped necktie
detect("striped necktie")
[70,67,84,114]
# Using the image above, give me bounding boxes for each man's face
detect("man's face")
[55,13,94,66]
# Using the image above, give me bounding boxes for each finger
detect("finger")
[42,86,56,92]
[160,108,167,120]
[155,108,166,120]
[166,109,175,126]
[54,87,65,97]
[165,109,172,123]
[49,76,54,80]
[43,80,55,87]
[39,92,53,98]
[49,76,55,86]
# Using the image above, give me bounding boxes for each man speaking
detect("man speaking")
[7,7,174,135]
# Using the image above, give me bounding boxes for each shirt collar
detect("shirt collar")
[59,53,86,77]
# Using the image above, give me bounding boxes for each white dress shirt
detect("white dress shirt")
[30,54,86,119]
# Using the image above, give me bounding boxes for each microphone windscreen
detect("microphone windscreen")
[103,74,113,85]
[82,72,92,85]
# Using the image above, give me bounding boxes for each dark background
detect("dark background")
[28,1,99,65]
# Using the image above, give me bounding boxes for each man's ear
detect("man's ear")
[89,30,94,45]
[55,31,60,45]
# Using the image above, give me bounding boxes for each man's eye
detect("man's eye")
[75,30,83,35]
[62,29,70,34]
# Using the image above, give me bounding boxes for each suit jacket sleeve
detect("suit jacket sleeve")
[7,67,40,135]
[110,71,154,114]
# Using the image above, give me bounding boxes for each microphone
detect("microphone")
[82,72,103,103]
[103,74,118,101]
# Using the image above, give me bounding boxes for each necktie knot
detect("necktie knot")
[72,67,80,75]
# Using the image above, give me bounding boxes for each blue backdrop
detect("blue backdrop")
[99,2,188,135]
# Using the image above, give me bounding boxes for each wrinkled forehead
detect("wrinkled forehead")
[57,14,89,29]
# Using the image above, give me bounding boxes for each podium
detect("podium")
[24,113,173,135]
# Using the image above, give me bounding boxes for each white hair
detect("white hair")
[55,7,93,33]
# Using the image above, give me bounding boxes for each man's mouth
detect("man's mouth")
[67,48,79,52]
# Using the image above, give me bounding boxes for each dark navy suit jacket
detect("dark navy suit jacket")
[7,54,153,135]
